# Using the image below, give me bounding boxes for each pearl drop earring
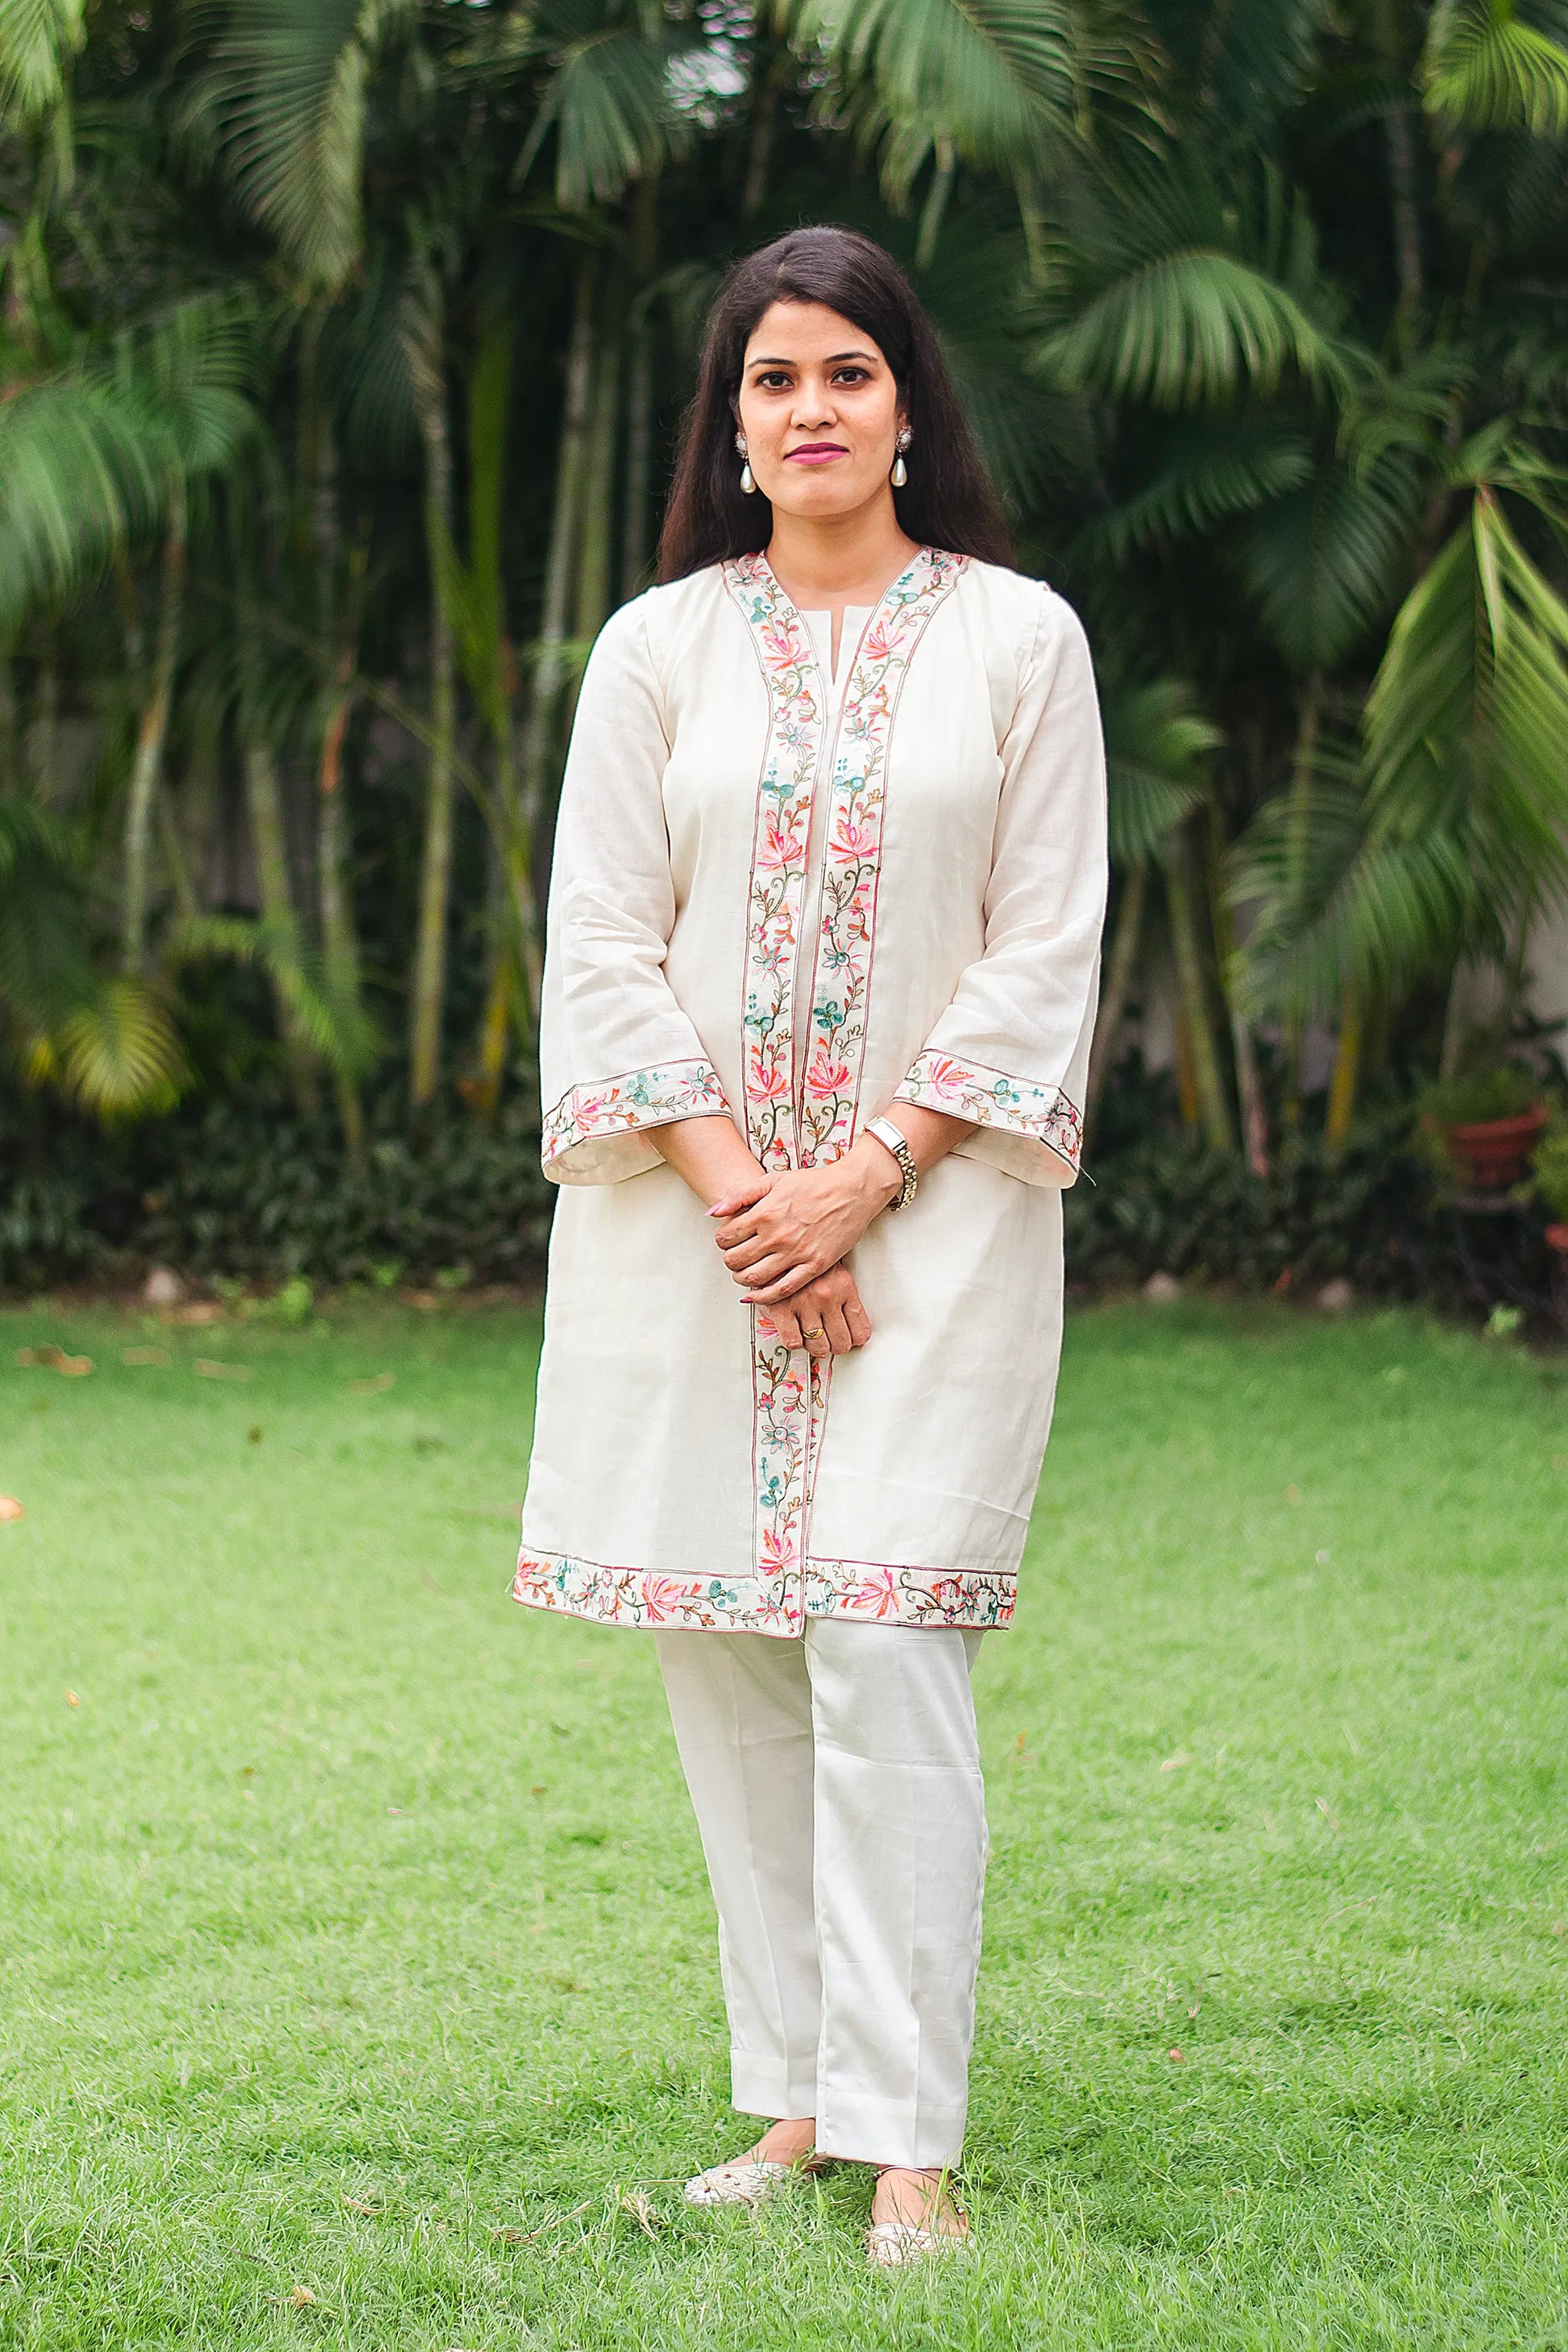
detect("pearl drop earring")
[735,432,757,495]
[890,427,911,489]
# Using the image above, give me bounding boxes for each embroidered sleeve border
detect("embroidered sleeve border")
[894,1049,1083,1176]
[541,1057,731,1176]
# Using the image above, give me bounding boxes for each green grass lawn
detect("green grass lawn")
[2,1296,1566,2350]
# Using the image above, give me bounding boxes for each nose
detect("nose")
[790,375,836,430]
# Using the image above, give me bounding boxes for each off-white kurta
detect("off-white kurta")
[513,547,1106,1637]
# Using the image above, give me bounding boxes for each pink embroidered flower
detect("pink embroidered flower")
[760,1526,799,1571]
[913,1054,968,1102]
[848,1568,902,1618]
[640,1575,705,1623]
[748,1050,791,1101]
[828,811,878,860]
[756,815,807,873]
[805,1050,851,1099]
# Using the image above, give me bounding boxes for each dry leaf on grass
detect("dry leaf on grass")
[341,2197,380,2216]
[348,1371,396,1394]
[0,1496,23,1522]
[16,1345,93,1375]
[489,2199,592,2244]
[65,1690,80,1707]
[288,2285,316,2308]
[194,1359,254,1381]
[619,2190,658,2239]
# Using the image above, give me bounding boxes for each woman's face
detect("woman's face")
[734,301,905,520]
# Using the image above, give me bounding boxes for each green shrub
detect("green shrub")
[1416,1065,1541,1126]
[1530,1128,1568,1223]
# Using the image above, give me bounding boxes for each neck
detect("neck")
[764,492,919,605]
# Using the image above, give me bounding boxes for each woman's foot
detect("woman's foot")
[682,2116,820,2208]
[746,2118,819,2168]
[867,2166,969,2265]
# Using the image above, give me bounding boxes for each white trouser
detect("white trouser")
[654,1619,987,2169]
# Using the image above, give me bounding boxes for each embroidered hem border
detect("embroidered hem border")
[512,1547,1016,1636]
[895,1049,1083,1176]
[541,1057,729,1174]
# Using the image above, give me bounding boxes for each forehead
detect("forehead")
[742,300,885,366]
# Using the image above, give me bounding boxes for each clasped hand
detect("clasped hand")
[708,1157,894,1359]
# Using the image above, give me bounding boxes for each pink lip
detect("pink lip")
[786,443,848,465]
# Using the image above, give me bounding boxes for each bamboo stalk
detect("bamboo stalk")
[319,526,371,1166]
[518,251,599,869]
[1280,669,1322,1129]
[406,260,459,1112]
[1325,981,1363,1150]
[1165,829,1235,1154]
[1086,858,1147,1120]
[122,479,186,972]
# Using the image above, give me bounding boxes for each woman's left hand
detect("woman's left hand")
[709,1155,898,1303]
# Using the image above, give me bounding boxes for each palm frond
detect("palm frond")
[1102,675,1221,866]
[54,980,189,1116]
[0,0,85,121]
[182,0,413,295]
[1364,486,1568,913]
[1231,782,1472,1018]
[1234,442,1425,669]
[781,0,1082,177]
[0,294,259,628]
[1078,420,1313,562]
[168,914,381,1077]
[1039,247,1353,409]
[1423,0,1568,135]
[516,4,689,210]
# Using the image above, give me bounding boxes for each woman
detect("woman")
[512,226,1105,2264]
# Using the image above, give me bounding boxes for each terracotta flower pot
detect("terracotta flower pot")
[1433,1105,1546,1190]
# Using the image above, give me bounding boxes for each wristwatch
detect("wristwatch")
[865,1115,918,1212]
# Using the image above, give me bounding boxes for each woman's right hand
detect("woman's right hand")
[759,1263,873,1359]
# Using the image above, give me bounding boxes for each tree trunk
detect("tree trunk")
[1373,0,1423,348]
[1280,668,1322,1128]
[1231,1013,1269,1176]
[28,628,58,799]
[0,642,19,793]
[1325,981,1363,1150]
[319,526,371,1168]
[916,136,956,270]
[742,55,779,218]
[404,259,459,1114]
[463,301,539,1117]
[122,479,187,972]
[1164,830,1234,1153]
[156,778,197,919]
[244,734,317,1114]
[1086,857,1146,1119]
[1206,796,1268,1176]
[575,309,622,650]
[519,251,599,896]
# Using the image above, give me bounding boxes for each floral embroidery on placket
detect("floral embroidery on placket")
[724,548,965,1619]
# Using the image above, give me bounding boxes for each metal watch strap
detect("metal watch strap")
[866,1115,918,1212]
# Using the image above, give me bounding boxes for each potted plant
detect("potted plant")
[1529,1125,1568,1266]
[1417,1064,1547,1191]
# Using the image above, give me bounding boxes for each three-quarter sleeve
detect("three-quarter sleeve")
[538,595,732,1184]
[893,589,1107,1185]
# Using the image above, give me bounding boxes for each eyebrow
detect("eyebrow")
[746,350,879,367]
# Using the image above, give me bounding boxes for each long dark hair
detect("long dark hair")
[657,226,1013,582]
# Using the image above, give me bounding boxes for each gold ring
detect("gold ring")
[802,1325,824,1342]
